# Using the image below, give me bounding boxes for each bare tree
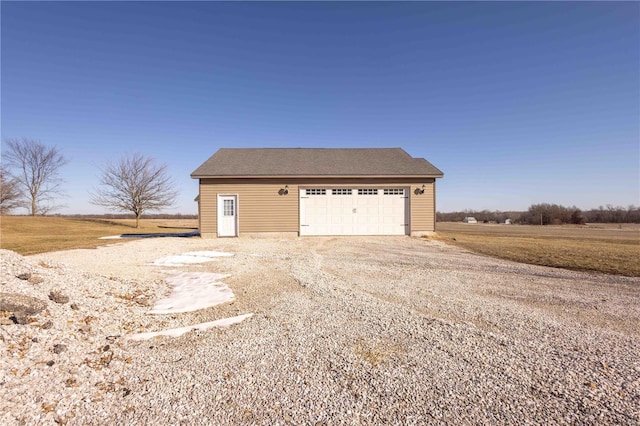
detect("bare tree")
[90,153,178,228]
[3,138,68,215]
[0,165,22,214]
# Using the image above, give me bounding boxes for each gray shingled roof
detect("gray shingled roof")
[191,148,443,178]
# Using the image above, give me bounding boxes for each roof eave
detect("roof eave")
[191,174,444,179]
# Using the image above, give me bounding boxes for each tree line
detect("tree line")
[1,138,177,228]
[436,210,523,224]
[581,205,640,224]
[438,204,640,224]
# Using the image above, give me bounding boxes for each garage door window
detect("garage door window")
[332,189,352,195]
[306,189,326,195]
[383,189,404,195]
[357,189,378,195]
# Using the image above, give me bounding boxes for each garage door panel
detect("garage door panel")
[300,187,407,236]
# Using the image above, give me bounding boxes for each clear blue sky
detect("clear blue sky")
[2,1,638,215]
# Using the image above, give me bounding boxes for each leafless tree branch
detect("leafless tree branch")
[0,166,23,214]
[90,153,178,228]
[3,138,68,215]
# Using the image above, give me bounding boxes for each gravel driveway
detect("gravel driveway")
[2,236,639,424]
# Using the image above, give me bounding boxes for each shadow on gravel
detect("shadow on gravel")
[99,231,200,240]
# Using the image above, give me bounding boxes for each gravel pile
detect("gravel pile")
[2,236,639,424]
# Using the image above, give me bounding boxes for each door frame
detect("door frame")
[217,194,238,237]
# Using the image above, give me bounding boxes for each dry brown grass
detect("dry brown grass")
[434,222,640,277]
[0,216,198,255]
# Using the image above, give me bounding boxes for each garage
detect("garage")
[191,148,443,238]
[299,187,408,236]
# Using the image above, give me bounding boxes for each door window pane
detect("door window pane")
[223,199,234,216]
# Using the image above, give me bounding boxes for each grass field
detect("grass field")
[435,222,640,277]
[0,216,198,255]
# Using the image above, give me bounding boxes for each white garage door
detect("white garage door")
[299,188,408,236]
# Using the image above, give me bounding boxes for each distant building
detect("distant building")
[504,219,512,225]
[462,217,478,224]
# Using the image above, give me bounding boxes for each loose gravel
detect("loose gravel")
[1,236,639,425]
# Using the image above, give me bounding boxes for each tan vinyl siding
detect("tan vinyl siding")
[199,183,217,235]
[199,178,437,236]
[200,179,298,235]
[409,179,436,232]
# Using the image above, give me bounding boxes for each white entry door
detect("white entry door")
[300,188,408,236]
[217,195,238,237]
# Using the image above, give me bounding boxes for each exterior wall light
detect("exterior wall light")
[279,185,289,196]
[414,184,425,195]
